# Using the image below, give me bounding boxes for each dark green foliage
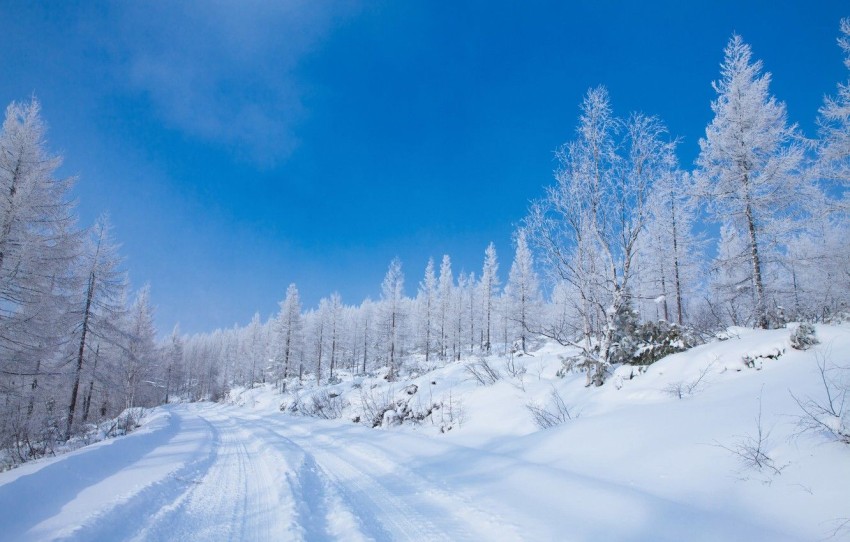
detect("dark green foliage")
[612,320,700,366]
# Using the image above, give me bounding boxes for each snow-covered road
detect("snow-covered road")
[0,398,806,541]
[0,404,523,541]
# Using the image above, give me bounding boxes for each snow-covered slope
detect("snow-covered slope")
[1,325,848,541]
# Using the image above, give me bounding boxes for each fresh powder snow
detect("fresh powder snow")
[1,324,848,541]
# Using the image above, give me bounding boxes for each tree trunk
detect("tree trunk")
[670,193,684,325]
[283,327,292,379]
[659,257,669,322]
[388,310,396,381]
[744,193,768,328]
[66,271,95,440]
[316,324,323,385]
[82,345,100,423]
[26,358,41,419]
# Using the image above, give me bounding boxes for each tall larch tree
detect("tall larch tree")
[696,34,808,329]
[65,216,126,440]
[417,258,437,363]
[121,284,157,409]
[818,18,850,201]
[327,292,342,380]
[380,258,404,381]
[437,255,453,360]
[505,228,542,353]
[0,99,80,443]
[274,283,302,385]
[642,170,700,325]
[479,243,499,353]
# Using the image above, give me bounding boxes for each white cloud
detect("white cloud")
[115,1,356,166]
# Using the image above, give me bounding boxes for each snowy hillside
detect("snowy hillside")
[0,323,848,541]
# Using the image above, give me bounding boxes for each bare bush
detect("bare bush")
[357,386,440,428]
[359,387,397,428]
[503,355,527,379]
[437,391,465,432]
[465,358,501,385]
[527,388,578,429]
[790,350,849,444]
[503,356,527,391]
[298,391,348,420]
[104,408,146,437]
[715,391,784,475]
[663,362,714,399]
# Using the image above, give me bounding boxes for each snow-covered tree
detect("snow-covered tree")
[437,255,453,360]
[308,303,327,384]
[273,283,302,386]
[65,217,126,439]
[0,99,81,446]
[327,292,343,380]
[527,86,674,385]
[120,284,157,409]
[818,18,850,201]
[505,228,542,353]
[163,324,184,404]
[380,258,405,381]
[416,258,437,363]
[780,226,850,321]
[639,170,701,324]
[463,271,477,356]
[696,34,810,328]
[708,224,753,327]
[478,243,500,353]
[242,312,264,388]
[357,298,375,374]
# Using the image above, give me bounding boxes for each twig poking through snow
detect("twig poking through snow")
[714,387,785,475]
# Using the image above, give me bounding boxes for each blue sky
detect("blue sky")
[0,1,846,334]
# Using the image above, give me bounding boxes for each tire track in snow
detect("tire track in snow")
[239,415,519,541]
[129,410,299,542]
[53,409,221,542]
[235,418,376,541]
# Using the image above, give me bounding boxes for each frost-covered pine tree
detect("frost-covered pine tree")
[504,228,542,353]
[818,18,850,200]
[464,271,477,355]
[478,243,500,353]
[326,292,343,380]
[437,255,453,360]
[163,324,184,404]
[357,298,375,374]
[696,34,808,328]
[273,283,303,385]
[310,301,328,384]
[781,226,850,321]
[380,258,405,381]
[241,312,264,388]
[416,258,437,363]
[65,216,126,439]
[709,224,754,326]
[121,284,157,409]
[640,170,701,325]
[0,99,81,446]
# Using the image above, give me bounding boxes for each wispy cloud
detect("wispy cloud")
[114,1,355,166]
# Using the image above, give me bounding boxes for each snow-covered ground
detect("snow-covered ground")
[1,324,849,541]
